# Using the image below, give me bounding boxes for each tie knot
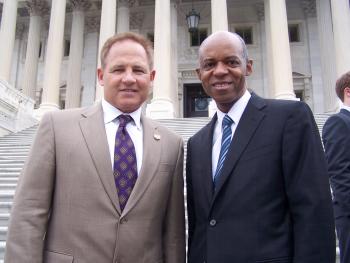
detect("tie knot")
[118,114,133,128]
[222,115,233,128]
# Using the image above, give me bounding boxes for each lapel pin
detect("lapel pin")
[154,133,161,140]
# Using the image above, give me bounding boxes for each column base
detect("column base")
[275,92,299,101]
[146,99,175,119]
[35,103,60,119]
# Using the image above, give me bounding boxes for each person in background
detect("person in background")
[323,71,350,263]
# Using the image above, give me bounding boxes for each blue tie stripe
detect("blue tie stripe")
[214,115,234,187]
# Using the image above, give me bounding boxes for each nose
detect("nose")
[213,61,228,76]
[122,69,136,84]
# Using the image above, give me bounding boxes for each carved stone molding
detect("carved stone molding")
[85,15,100,33]
[255,3,264,21]
[70,0,92,12]
[25,0,50,17]
[15,23,26,39]
[130,11,145,30]
[118,0,136,8]
[301,0,316,17]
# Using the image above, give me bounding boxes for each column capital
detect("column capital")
[301,0,316,17]
[130,11,145,30]
[119,0,136,8]
[85,15,100,33]
[16,23,26,39]
[255,3,265,20]
[69,0,92,12]
[25,0,50,17]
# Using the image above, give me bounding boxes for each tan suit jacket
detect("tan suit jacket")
[5,103,185,263]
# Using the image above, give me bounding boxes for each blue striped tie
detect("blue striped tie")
[214,115,234,187]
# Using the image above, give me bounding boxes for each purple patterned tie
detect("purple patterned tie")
[114,115,138,211]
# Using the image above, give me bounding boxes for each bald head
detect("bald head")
[199,31,249,63]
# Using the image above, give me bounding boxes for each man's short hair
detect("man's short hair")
[100,32,154,69]
[335,71,350,102]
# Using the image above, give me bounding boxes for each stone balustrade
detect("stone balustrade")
[0,79,38,136]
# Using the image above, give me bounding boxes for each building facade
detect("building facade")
[0,0,350,123]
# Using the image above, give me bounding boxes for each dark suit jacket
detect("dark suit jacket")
[186,93,335,263]
[5,103,185,263]
[322,108,350,217]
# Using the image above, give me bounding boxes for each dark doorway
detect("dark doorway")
[184,83,211,118]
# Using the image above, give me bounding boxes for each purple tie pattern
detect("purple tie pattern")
[114,115,138,211]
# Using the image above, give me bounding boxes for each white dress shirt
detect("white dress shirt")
[102,99,143,174]
[212,90,251,178]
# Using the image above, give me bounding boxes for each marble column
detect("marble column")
[38,0,67,113]
[331,0,350,77]
[0,0,18,82]
[22,0,48,100]
[211,0,228,32]
[316,0,338,112]
[65,0,91,109]
[264,0,296,100]
[170,2,179,116]
[95,0,117,101]
[117,0,131,33]
[146,0,174,118]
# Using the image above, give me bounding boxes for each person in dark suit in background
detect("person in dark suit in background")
[186,31,335,263]
[323,71,350,263]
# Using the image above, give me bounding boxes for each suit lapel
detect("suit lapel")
[213,94,266,200]
[200,117,217,204]
[79,103,121,214]
[122,115,161,215]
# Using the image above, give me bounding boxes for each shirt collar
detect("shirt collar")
[101,98,142,129]
[216,89,251,128]
[341,103,350,113]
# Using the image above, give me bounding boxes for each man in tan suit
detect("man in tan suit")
[5,32,185,263]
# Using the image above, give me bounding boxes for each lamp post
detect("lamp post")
[186,6,200,33]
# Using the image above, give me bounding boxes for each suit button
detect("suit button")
[209,219,216,226]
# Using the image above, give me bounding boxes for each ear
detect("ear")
[344,87,350,98]
[97,68,104,86]
[150,70,156,81]
[246,59,253,76]
[196,68,201,80]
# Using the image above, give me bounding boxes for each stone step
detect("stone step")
[0,241,5,261]
[0,191,15,202]
[0,159,24,164]
[0,202,12,214]
[0,227,7,241]
[0,168,22,173]
[0,173,20,178]
[0,184,17,191]
[0,214,10,227]
[0,163,24,168]
[0,178,19,184]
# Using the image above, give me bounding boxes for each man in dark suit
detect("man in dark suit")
[322,71,350,263]
[5,32,185,263]
[186,31,335,263]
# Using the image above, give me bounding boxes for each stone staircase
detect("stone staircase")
[0,115,340,262]
[0,125,37,261]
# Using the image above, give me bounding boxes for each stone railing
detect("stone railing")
[0,78,38,136]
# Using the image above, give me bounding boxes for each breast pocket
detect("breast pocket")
[240,144,276,162]
[44,250,73,263]
[255,256,291,263]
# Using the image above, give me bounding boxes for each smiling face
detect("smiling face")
[197,32,252,113]
[97,39,155,113]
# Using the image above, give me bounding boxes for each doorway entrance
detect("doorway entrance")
[183,83,211,118]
